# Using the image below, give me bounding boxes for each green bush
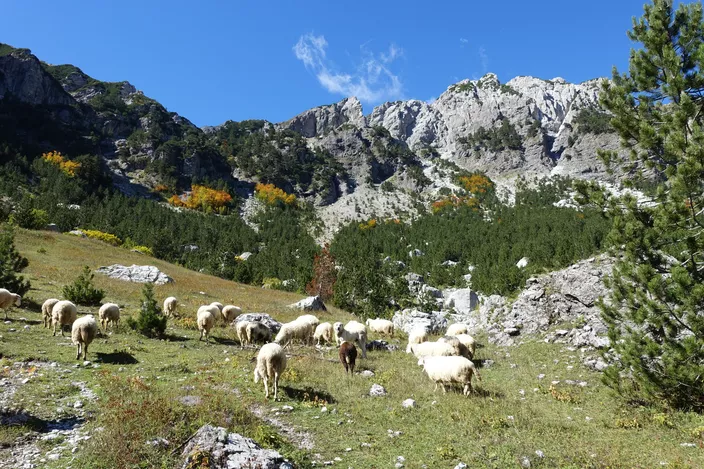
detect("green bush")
[0,224,30,296]
[62,266,105,306]
[127,283,167,338]
[9,194,49,230]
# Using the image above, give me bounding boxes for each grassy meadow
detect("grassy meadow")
[0,229,703,468]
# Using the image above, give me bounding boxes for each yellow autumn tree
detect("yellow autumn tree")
[168,185,233,213]
[41,151,81,177]
[254,183,297,207]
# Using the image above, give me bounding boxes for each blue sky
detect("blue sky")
[4,0,650,126]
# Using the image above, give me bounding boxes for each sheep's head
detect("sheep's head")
[254,368,260,383]
[333,322,343,335]
[13,294,21,307]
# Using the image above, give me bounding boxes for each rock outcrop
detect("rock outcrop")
[234,313,282,333]
[392,308,448,334]
[280,97,365,138]
[288,296,327,312]
[180,425,294,469]
[96,264,173,285]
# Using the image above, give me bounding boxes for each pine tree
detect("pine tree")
[127,283,167,338]
[590,0,704,410]
[0,224,30,296]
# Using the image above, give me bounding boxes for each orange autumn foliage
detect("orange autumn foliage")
[42,151,81,177]
[358,219,377,231]
[168,185,232,213]
[458,174,493,195]
[432,195,480,213]
[254,183,297,206]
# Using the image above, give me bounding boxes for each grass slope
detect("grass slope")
[0,229,703,468]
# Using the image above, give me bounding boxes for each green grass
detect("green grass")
[1,229,703,468]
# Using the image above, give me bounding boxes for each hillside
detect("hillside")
[1,230,703,468]
[0,42,631,236]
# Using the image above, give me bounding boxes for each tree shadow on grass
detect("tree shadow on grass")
[281,386,336,404]
[211,336,238,346]
[164,334,189,342]
[96,351,138,364]
[6,318,42,326]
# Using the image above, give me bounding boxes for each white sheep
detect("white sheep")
[72,314,98,360]
[274,320,313,348]
[313,322,334,346]
[0,288,22,320]
[333,321,368,358]
[41,298,60,328]
[98,303,120,332]
[418,355,481,396]
[197,306,216,343]
[254,342,287,400]
[438,335,472,359]
[52,300,78,337]
[236,320,251,347]
[163,297,178,317]
[246,321,271,345]
[405,328,429,353]
[365,318,394,336]
[408,340,457,359]
[210,302,224,313]
[453,333,476,359]
[446,323,469,336]
[221,305,241,323]
[296,314,320,328]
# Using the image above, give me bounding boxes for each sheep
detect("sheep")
[0,288,22,320]
[246,321,271,345]
[453,333,476,359]
[221,305,241,323]
[210,302,224,313]
[254,342,287,400]
[408,340,458,359]
[438,335,472,359]
[197,306,216,344]
[339,341,358,374]
[333,321,368,358]
[296,314,320,328]
[72,314,98,361]
[418,355,481,396]
[163,297,178,317]
[236,320,251,347]
[98,303,120,332]
[52,300,78,337]
[274,320,313,348]
[41,298,60,328]
[313,322,334,346]
[405,328,429,353]
[446,323,468,336]
[365,318,394,337]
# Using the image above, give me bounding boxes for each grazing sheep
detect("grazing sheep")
[98,303,120,332]
[339,341,358,374]
[438,335,472,359]
[446,323,468,336]
[221,305,241,323]
[453,333,476,359]
[0,288,22,320]
[296,314,320,328]
[254,342,287,400]
[365,318,394,336]
[405,328,429,353]
[72,314,98,360]
[333,321,368,359]
[197,306,216,343]
[274,320,313,347]
[163,297,178,317]
[246,321,271,345]
[418,355,481,396]
[408,340,457,359]
[313,322,334,346]
[210,302,224,313]
[236,320,251,347]
[42,298,60,328]
[52,300,78,337]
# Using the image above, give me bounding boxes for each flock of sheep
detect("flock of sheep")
[1,287,482,401]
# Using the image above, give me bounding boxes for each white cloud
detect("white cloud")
[293,33,404,103]
[478,46,489,74]
[459,37,469,44]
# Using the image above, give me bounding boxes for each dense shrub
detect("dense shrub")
[127,283,167,338]
[0,224,30,296]
[62,266,106,306]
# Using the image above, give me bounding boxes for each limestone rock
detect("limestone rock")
[279,97,365,138]
[288,295,327,312]
[234,313,282,333]
[369,384,387,397]
[392,308,448,334]
[96,264,173,285]
[443,288,479,314]
[180,424,293,469]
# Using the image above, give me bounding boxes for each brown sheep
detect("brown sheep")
[339,341,358,375]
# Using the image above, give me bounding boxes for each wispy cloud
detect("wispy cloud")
[478,46,489,74]
[293,33,404,103]
[459,38,469,44]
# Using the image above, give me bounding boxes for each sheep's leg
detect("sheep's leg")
[434,382,439,393]
[441,383,447,394]
[360,340,367,359]
[463,383,471,396]
[199,330,203,341]
[76,343,81,360]
[264,377,270,399]
[53,321,57,337]
[61,325,65,337]
[273,372,278,400]
[350,362,355,374]
[84,343,89,360]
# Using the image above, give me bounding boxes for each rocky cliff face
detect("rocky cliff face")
[0,49,75,107]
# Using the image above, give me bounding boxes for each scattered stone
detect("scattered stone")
[46,223,60,232]
[281,405,294,412]
[680,443,696,447]
[288,295,327,312]
[402,399,416,408]
[365,340,399,352]
[369,384,387,397]
[360,370,375,378]
[96,264,173,285]
[537,374,546,380]
[516,257,530,268]
[180,425,294,469]
[146,437,170,448]
[69,230,87,238]
[179,395,202,407]
[535,450,545,458]
[23,325,30,330]
[454,463,468,469]
[520,456,531,468]
[73,401,83,409]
